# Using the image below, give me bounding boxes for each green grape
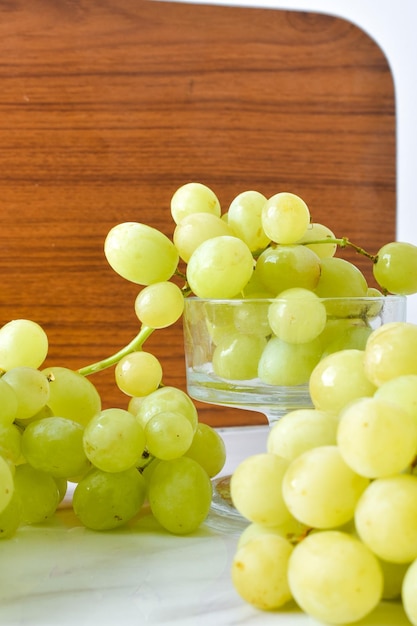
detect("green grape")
[227,190,270,252]
[3,366,50,421]
[282,445,369,529]
[83,408,146,472]
[268,288,327,344]
[0,378,18,426]
[288,531,383,624]
[173,212,232,262]
[134,281,184,329]
[230,453,292,526]
[232,299,271,337]
[237,518,308,548]
[42,366,101,426]
[261,192,310,244]
[296,222,337,258]
[212,333,266,380]
[364,322,417,386]
[147,456,212,534]
[127,395,145,416]
[115,351,162,397]
[0,319,48,370]
[144,411,194,460]
[0,454,14,514]
[104,222,179,285]
[258,336,322,386]
[14,463,59,524]
[170,182,221,224]
[309,349,376,413]
[321,322,372,357]
[0,423,22,465]
[355,474,417,563]
[73,466,146,531]
[231,534,293,610]
[21,417,90,479]
[255,244,320,295]
[373,241,417,295]
[403,558,417,625]
[314,256,368,299]
[337,397,417,478]
[267,408,338,462]
[241,270,275,299]
[0,491,21,539]
[186,235,254,298]
[374,374,417,421]
[184,422,226,478]
[135,386,198,432]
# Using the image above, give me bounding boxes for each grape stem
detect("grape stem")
[302,237,378,262]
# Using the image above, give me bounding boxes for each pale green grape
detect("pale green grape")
[309,349,376,413]
[115,351,162,397]
[147,456,212,534]
[227,190,270,251]
[282,445,369,528]
[237,518,308,548]
[173,212,232,262]
[73,466,146,530]
[104,222,179,285]
[0,378,18,426]
[296,222,337,258]
[186,235,254,298]
[3,367,50,421]
[314,257,368,298]
[212,333,266,380]
[255,244,320,295]
[337,397,417,478]
[170,182,221,224]
[0,491,21,539]
[135,386,198,432]
[364,322,417,386]
[0,454,14,514]
[241,271,275,299]
[373,241,417,295]
[288,531,383,624]
[232,300,271,336]
[261,192,310,244]
[83,408,146,472]
[267,408,338,462]
[42,366,101,426]
[127,395,145,416]
[321,322,372,357]
[144,411,194,460]
[0,319,48,370]
[134,281,184,328]
[14,463,59,524]
[201,302,237,345]
[403,558,417,625]
[258,336,322,386]
[374,375,417,421]
[21,417,90,479]
[355,475,417,563]
[231,534,293,610]
[184,422,226,478]
[268,288,327,343]
[0,423,21,465]
[230,453,292,526]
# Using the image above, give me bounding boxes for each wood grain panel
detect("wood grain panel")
[0,0,395,426]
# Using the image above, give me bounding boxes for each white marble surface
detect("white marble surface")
[0,426,411,626]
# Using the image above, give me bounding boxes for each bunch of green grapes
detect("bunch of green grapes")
[230,320,417,625]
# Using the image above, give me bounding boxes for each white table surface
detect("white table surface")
[0,425,411,626]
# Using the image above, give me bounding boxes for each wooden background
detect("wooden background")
[0,0,396,426]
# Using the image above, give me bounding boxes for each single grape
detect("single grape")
[212,333,266,380]
[364,322,417,386]
[3,367,50,421]
[320,322,372,357]
[14,463,59,524]
[135,386,198,432]
[0,378,18,426]
[0,319,48,370]
[0,423,22,465]
[374,374,417,421]
[314,256,368,299]
[115,351,163,397]
[296,222,337,258]
[268,288,327,344]
[170,182,221,224]
[373,241,417,295]
[237,517,307,548]
[258,336,322,386]
[0,454,14,514]
[261,192,310,244]
[232,299,272,336]
[134,281,184,329]
[42,366,101,426]
[255,244,321,294]
[144,411,194,460]
[173,212,232,262]
[227,190,270,252]
[402,558,417,626]
[184,422,226,478]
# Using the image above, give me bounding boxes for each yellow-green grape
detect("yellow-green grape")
[0,379,18,426]
[115,351,162,397]
[355,474,417,563]
[309,349,376,413]
[314,256,368,298]
[83,408,146,472]
[241,270,275,299]
[21,417,90,479]
[3,367,50,421]
[255,244,320,295]
[0,423,22,465]
[320,322,372,357]
[127,395,145,416]
[258,336,322,386]
[403,558,417,625]
[135,386,198,432]
[373,241,417,295]
[0,319,48,370]
[232,300,272,337]
[104,222,179,285]
[73,466,147,531]
[282,445,369,529]
[227,190,270,252]
[0,491,21,539]
[147,456,212,534]
[186,235,254,298]
[0,454,14,514]
[237,518,308,548]
[374,374,417,421]
[43,366,101,426]
[212,333,266,380]
[184,422,226,478]
[170,182,221,224]
[268,288,327,344]
[14,463,59,524]
[144,411,194,461]
[230,453,292,526]
[134,281,184,329]
[337,397,417,478]
[364,322,417,386]
[173,212,232,262]
[288,531,383,624]
[231,534,293,610]
[261,192,310,244]
[296,222,337,258]
[267,408,338,462]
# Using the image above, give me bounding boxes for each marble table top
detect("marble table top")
[0,426,411,626]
